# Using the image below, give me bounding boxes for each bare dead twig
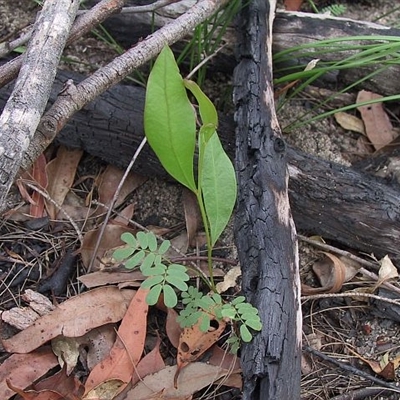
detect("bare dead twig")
[298,234,400,296]
[304,345,400,393]
[87,137,147,273]
[23,182,84,243]
[302,292,400,307]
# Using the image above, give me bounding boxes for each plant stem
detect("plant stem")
[196,135,216,292]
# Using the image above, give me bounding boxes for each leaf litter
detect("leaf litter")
[4,4,400,400]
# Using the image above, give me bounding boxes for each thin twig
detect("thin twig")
[304,345,400,393]
[87,137,148,273]
[302,291,400,307]
[298,234,400,296]
[298,234,379,271]
[0,29,32,58]
[24,182,84,243]
[329,387,399,400]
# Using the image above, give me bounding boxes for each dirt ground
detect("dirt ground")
[1,1,400,399]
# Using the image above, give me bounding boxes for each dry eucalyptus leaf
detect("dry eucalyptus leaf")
[302,253,359,295]
[372,255,399,291]
[216,266,241,293]
[379,255,398,282]
[182,188,201,247]
[2,287,135,354]
[175,314,226,385]
[51,336,80,376]
[356,90,398,150]
[125,363,231,400]
[334,111,365,135]
[46,146,83,220]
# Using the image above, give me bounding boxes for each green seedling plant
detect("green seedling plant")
[113,45,261,350]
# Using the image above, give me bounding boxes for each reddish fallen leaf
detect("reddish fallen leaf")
[284,0,304,11]
[94,165,146,216]
[356,90,398,150]
[84,287,149,397]
[78,270,143,288]
[30,153,48,218]
[2,287,135,353]
[334,111,365,135]
[46,146,83,220]
[165,308,182,349]
[80,224,137,271]
[0,346,58,399]
[301,252,358,295]
[175,313,226,386]
[6,382,63,400]
[208,345,240,371]
[349,348,396,380]
[215,372,242,390]
[126,363,232,400]
[132,336,165,386]
[32,363,84,399]
[182,189,201,247]
[113,203,135,225]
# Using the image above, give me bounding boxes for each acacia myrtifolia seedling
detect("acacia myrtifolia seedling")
[113,46,261,349]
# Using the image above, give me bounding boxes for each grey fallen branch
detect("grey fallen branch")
[22,0,230,175]
[0,0,80,212]
[0,0,230,212]
[0,0,125,87]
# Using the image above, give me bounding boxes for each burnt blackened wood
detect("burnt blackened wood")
[1,71,400,263]
[287,147,400,262]
[233,1,301,399]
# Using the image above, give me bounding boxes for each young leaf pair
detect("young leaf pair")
[144,46,236,251]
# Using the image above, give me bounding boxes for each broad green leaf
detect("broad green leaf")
[141,253,156,271]
[199,313,210,332]
[165,275,188,291]
[141,263,166,276]
[166,269,190,282]
[158,240,171,255]
[211,293,222,304]
[245,318,262,331]
[201,133,237,246]
[221,307,236,319]
[146,284,162,305]
[125,250,145,269]
[113,246,135,261]
[121,232,137,247]
[184,79,218,129]
[168,264,188,273]
[240,324,253,343]
[147,232,158,252]
[144,46,196,191]
[141,275,164,289]
[163,284,178,308]
[137,231,148,249]
[231,296,246,306]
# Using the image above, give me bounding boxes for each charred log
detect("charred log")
[0,71,399,264]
